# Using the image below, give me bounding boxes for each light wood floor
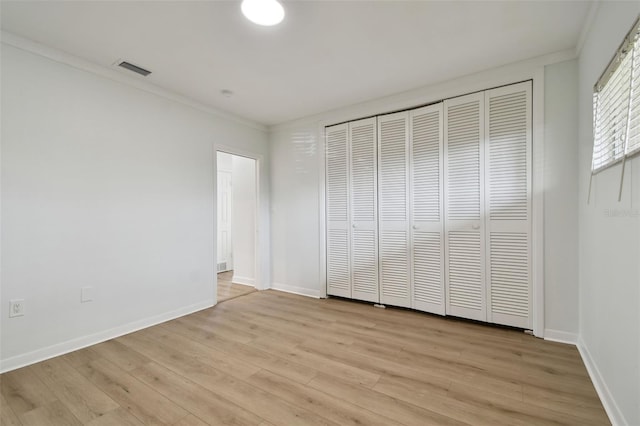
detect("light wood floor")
[217,271,256,302]
[1,290,609,426]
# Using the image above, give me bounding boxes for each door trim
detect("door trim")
[214,146,264,305]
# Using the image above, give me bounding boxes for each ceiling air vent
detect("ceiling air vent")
[117,61,151,77]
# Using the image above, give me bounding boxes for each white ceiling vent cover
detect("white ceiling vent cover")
[117,60,151,77]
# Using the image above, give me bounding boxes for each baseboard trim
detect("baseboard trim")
[271,282,320,299]
[543,329,578,345]
[0,299,214,373]
[577,337,625,426]
[232,275,255,287]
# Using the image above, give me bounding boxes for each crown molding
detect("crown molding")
[1,31,267,133]
[268,47,576,133]
[575,1,601,58]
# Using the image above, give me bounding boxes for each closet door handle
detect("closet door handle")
[472,224,480,230]
[352,224,357,228]
[412,225,418,230]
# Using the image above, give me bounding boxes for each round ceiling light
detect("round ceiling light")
[241,0,285,26]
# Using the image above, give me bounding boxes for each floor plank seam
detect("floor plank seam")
[1,289,610,426]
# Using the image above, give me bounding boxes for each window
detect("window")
[591,16,640,173]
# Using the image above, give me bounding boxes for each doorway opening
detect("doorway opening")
[216,151,258,302]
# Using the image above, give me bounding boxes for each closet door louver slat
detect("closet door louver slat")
[380,230,410,300]
[351,121,377,222]
[412,231,443,310]
[448,231,483,310]
[444,93,486,322]
[327,229,350,294]
[485,82,532,329]
[326,126,349,223]
[379,117,408,222]
[352,230,378,300]
[378,112,411,307]
[490,233,529,316]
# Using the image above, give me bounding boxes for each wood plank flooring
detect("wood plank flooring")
[217,271,256,302]
[1,290,609,425]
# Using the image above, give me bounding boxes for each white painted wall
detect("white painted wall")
[577,3,640,425]
[269,127,322,297]
[231,155,256,286]
[269,52,580,334]
[0,43,269,371]
[543,59,579,339]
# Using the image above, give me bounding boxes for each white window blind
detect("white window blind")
[591,16,640,173]
[628,26,640,156]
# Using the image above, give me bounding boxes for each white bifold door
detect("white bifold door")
[378,112,411,307]
[410,105,445,315]
[326,81,532,329]
[444,82,532,328]
[326,118,379,302]
[484,82,532,329]
[377,105,445,314]
[444,92,487,322]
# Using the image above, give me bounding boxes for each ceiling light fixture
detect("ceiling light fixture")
[241,0,285,26]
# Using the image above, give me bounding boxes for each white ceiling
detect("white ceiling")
[1,1,593,126]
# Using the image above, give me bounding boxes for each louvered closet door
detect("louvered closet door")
[444,93,486,321]
[326,123,351,298]
[485,82,532,329]
[410,104,445,315]
[378,112,411,307]
[350,118,379,302]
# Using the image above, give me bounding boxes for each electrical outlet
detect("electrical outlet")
[9,299,25,318]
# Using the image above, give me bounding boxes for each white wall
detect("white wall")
[269,52,580,334]
[543,59,580,338]
[269,127,322,297]
[231,155,256,286]
[0,43,269,371]
[577,3,640,425]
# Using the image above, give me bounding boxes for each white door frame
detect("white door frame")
[214,146,264,305]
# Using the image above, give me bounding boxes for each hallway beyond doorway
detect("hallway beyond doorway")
[217,271,255,302]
